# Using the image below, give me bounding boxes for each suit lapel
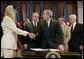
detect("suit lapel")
[49,19,54,33]
[32,21,39,33]
[36,22,39,32]
[72,23,78,34]
[44,21,47,32]
[43,19,54,35]
[31,21,35,33]
[31,21,34,28]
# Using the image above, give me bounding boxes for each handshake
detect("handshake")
[28,32,35,39]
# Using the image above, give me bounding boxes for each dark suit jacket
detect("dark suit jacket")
[36,18,64,49]
[68,23,83,52]
[21,21,41,48]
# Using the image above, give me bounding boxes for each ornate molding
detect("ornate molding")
[77,1,83,8]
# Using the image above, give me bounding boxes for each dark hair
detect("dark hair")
[58,17,65,22]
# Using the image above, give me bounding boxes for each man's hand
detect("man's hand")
[79,45,83,50]
[58,45,64,52]
[24,44,28,49]
[28,32,35,39]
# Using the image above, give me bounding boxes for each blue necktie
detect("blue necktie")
[46,22,49,33]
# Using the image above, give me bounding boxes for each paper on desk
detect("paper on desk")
[49,49,60,51]
[30,48,49,51]
[30,48,60,52]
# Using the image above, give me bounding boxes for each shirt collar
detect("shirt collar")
[70,22,76,30]
[32,21,37,26]
[61,22,65,28]
[46,19,51,27]
[46,19,51,23]
[73,22,76,26]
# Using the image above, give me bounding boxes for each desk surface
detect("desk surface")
[22,50,82,58]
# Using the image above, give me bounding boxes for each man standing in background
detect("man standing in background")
[22,12,40,51]
[58,17,71,51]
[68,14,83,53]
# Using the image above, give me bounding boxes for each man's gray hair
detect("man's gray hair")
[69,14,76,20]
[44,10,53,18]
[32,12,39,17]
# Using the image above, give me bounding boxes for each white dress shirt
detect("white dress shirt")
[70,22,76,31]
[32,21,37,27]
[46,19,51,28]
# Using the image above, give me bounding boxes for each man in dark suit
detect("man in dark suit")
[22,12,40,49]
[35,10,64,51]
[68,14,83,53]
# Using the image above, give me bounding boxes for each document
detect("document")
[30,48,49,51]
[49,49,60,51]
[30,48,60,52]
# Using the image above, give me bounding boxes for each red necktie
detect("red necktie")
[34,22,36,32]
[71,24,73,34]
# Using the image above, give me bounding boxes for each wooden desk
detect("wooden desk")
[60,51,82,58]
[22,51,82,58]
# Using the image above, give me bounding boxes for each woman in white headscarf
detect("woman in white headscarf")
[1,5,35,58]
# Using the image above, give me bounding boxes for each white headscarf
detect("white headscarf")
[3,5,17,22]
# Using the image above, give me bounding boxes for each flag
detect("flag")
[28,1,33,21]
[15,2,22,52]
[39,1,44,21]
[16,2,22,29]
[63,1,70,26]
[51,2,57,20]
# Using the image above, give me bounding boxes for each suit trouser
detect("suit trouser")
[21,45,25,56]
[14,48,22,58]
[1,48,14,58]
